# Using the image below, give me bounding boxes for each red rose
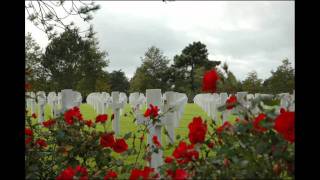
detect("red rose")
[167,169,188,180]
[144,104,159,118]
[31,113,37,119]
[152,135,161,147]
[56,166,88,180]
[188,117,207,144]
[166,169,174,177]
[25,137,32,145]
[64,107,83,125]
[253,113,268,132]
[226,95,237,110]
[216,121,232,135]
[56,166,75,180]
[100,133,115,148]
[202,69,219,93]
[273,163,281,176]
[104,170,117,180]
[129,167,155,180]
[25,128,33,136]
[164,156,174,163]
[96,114,108,123]
[42,119,56,128]
[173,169,188,180]
[224,158,230,167]
[274,111,295,143]
[75,166,88,180]
[207,141,214,149]
[112,138,128,153]
[287,162,294,174]
[173,141,199,164]
[35,139,47,148]
[141,167,155,179]
[280,108,286,114]
[85,120,93,127]
[129,169,141,180]
[25,83,31,91]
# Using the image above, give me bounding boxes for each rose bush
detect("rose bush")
[159,98,294,179]
[25,105,141,179]
[25,68,294,179]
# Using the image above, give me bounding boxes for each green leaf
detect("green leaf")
[256,142,267,154]
[217,105,227,112]
[56,131,65,141]
[239,140,246,148]
[104,148,112,154]
[123,132,132,140]
[176,134,181,140]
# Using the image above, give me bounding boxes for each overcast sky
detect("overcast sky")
[25,1,294,81]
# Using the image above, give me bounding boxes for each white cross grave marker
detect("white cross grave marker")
[61,89,80,113]
[30,92,36,114]
[220,93,230,123]
[37,91,46,123]
[163,91,188,145]
[111,91,125,136]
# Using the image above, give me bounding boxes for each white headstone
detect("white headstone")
[47,92,57,118]
[145,89,163,171]
[111,91,125,136]
[30,92,36,114]
[219,93,230,123]
[236,92,248,106]
[37,91,46,122]
[163,91,188,145]
[61,89,79,113]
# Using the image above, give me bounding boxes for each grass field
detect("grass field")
[27,103,237,166]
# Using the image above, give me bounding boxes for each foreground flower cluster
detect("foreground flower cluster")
[25,68,294,179]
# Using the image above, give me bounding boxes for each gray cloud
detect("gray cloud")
[26,1,294,81]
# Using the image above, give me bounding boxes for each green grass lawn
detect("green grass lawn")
[27,103,237,166]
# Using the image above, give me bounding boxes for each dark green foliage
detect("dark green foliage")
[216,62,242,94]
[109,70,130,94]
[41,28,109,96]
[262,59,295,94]
[129,46,172,92]
[241,71,263,94]
[172,41,220,97]
[25,33,51,92]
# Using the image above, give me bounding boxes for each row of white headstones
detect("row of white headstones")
[193,91,295,123]
[25,89,188,172]
[26,90,83,122]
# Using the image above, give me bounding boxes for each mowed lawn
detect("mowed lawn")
[28,103,237,166]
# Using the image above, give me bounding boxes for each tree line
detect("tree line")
[26,29,294,101]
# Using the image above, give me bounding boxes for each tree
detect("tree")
[25,33,50,91]
[130,46,171,92]
[41,28,108,95]
[241,71,263,93]
[173,41,221,94]
[109,70,130,94]
[25,1,100,39]
[262,59,295,94]
[26,33,42,70]
[170,66,189,93]
[216,62,242,94]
